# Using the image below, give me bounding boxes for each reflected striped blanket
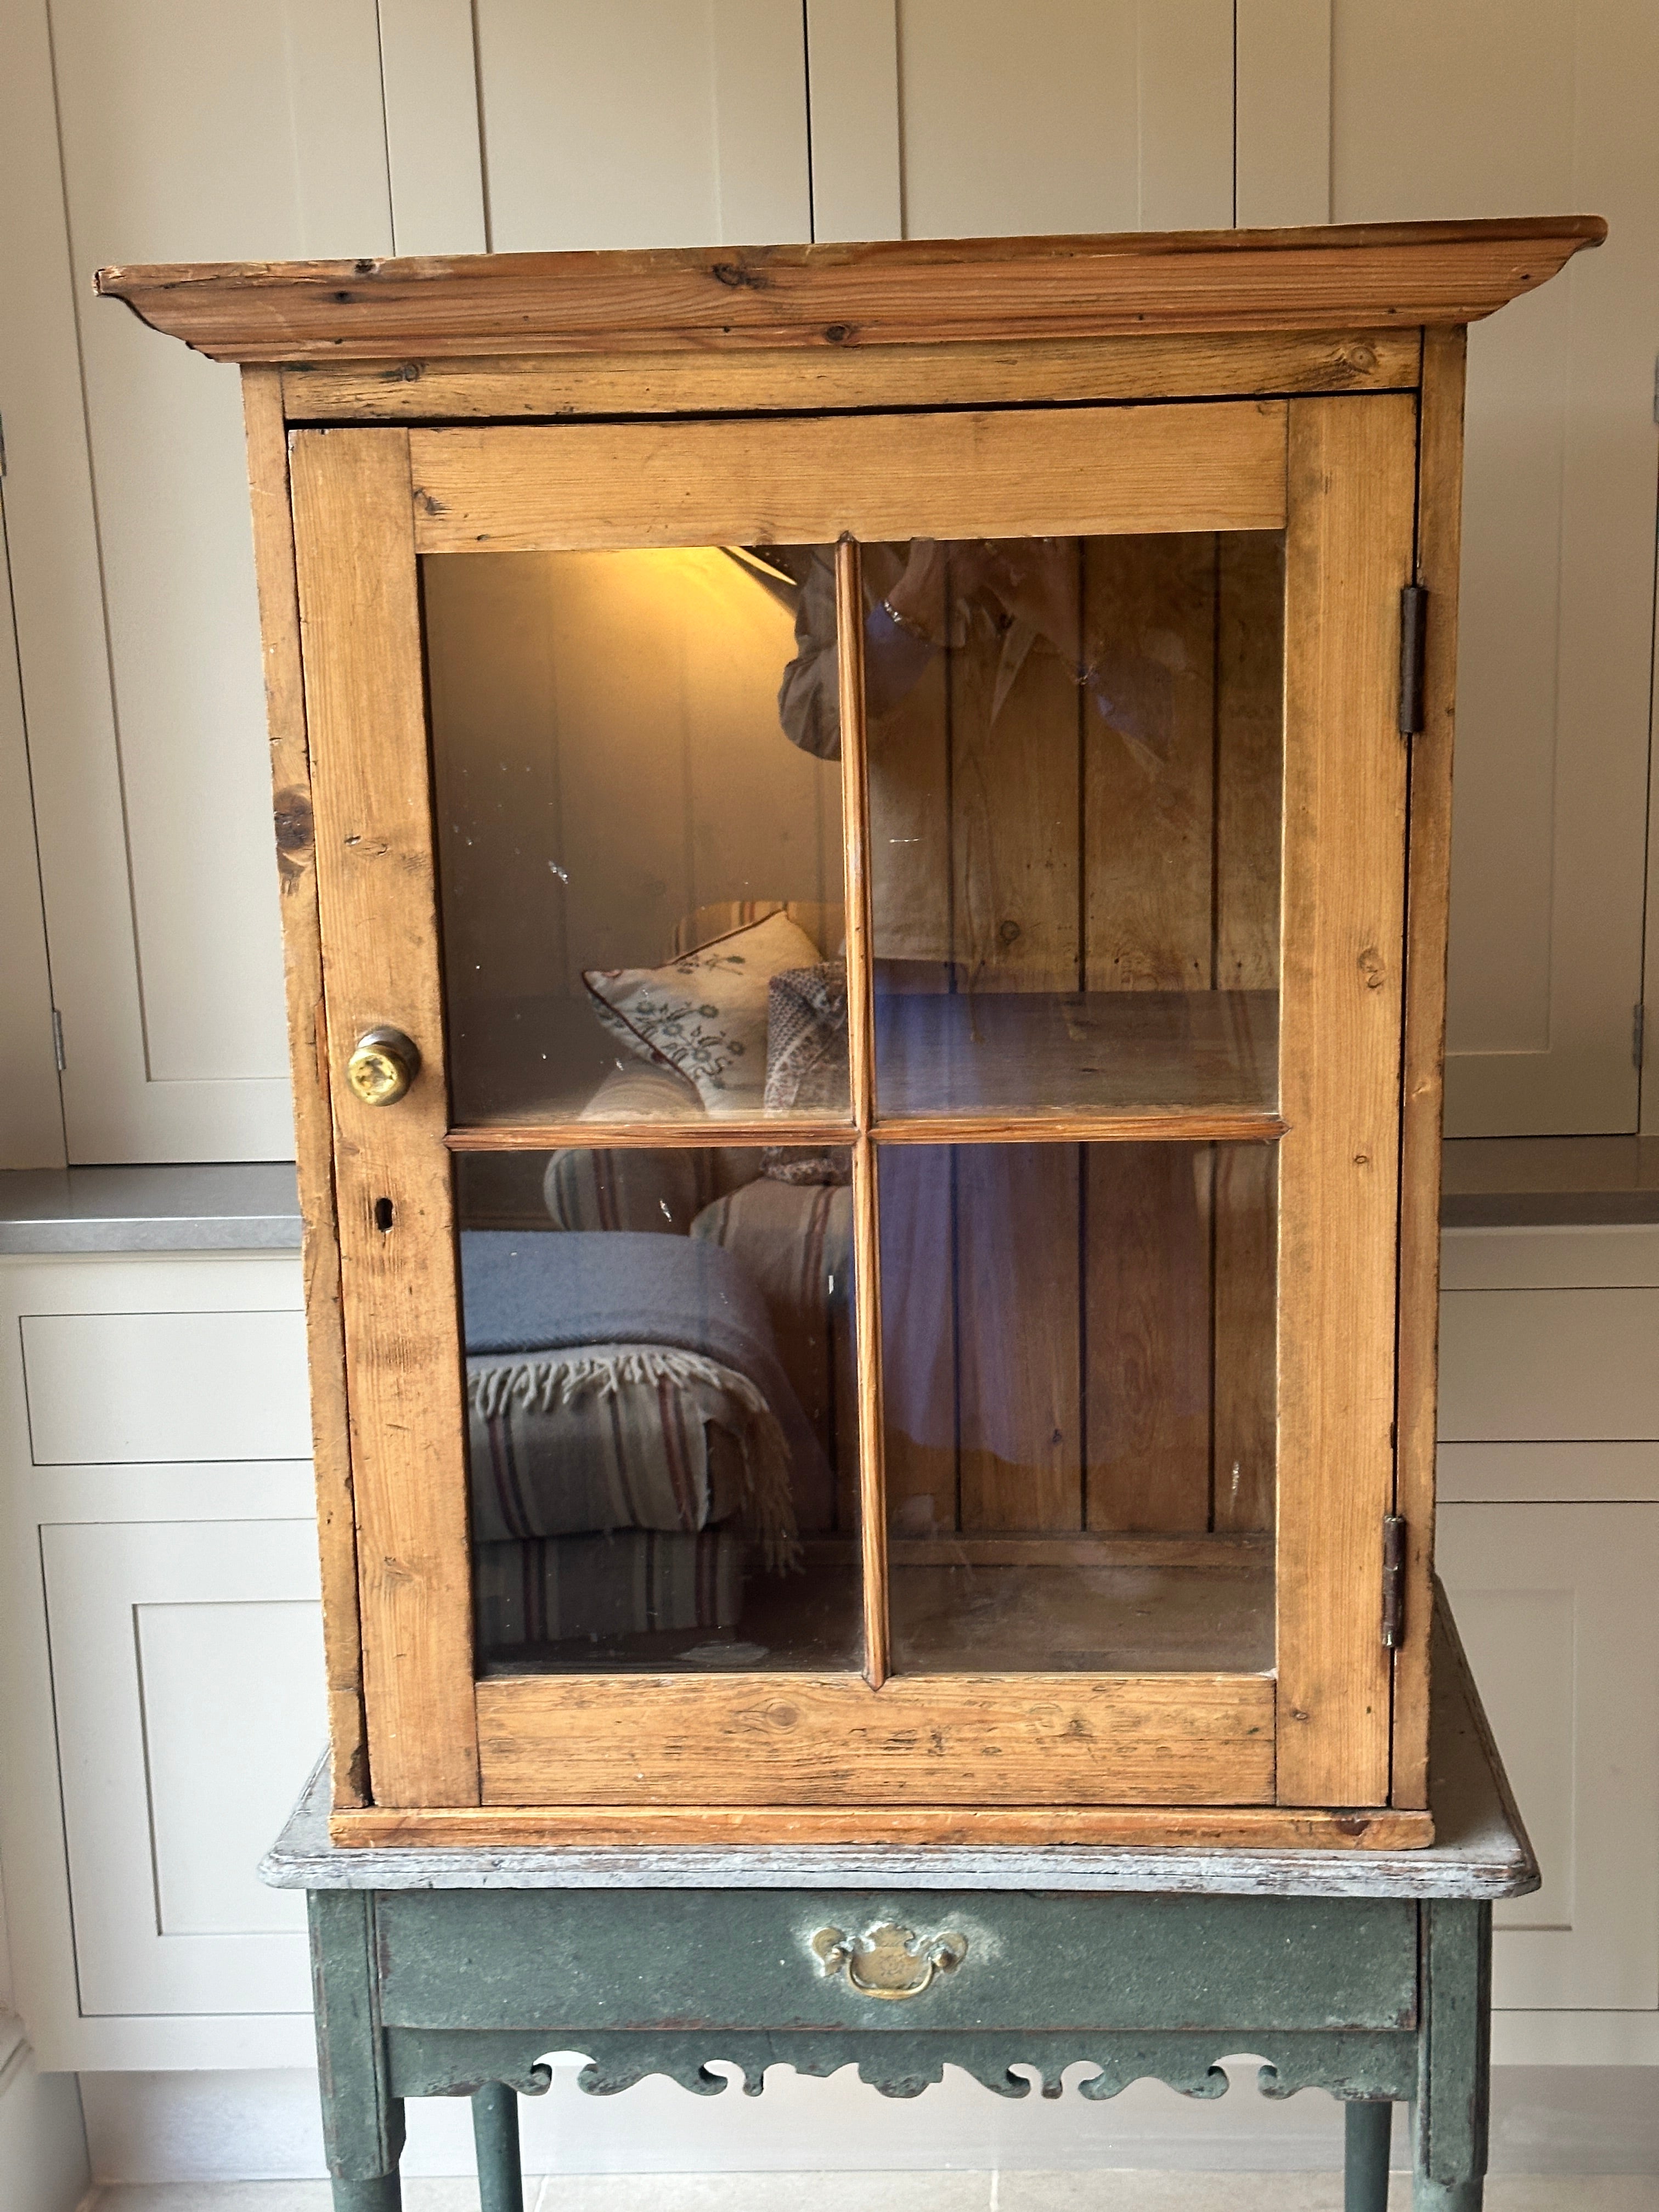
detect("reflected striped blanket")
[467,1341,792,1561]
[473,1529,742,1651]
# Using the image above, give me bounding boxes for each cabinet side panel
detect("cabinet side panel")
[1277,394,1415,1805]
[290,427,479,1809]
[241,369,365,1807]
[1393,328,1467,1807]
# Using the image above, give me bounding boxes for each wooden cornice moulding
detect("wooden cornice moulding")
[93,216,1606,365]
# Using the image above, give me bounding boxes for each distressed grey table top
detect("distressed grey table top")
[264,1601,1537,1901]
[0,1163,302,1253]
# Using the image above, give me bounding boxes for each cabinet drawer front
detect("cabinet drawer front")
[22,1308,311,1463]
[373,1889,1417,2033]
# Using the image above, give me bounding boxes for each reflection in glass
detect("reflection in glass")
[878,1141,1276,1674]
[426,546,847,1127]
[791,534,1285,1121]
[455,1147,859,1674]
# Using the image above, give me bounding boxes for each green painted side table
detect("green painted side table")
[263,1606,1533,2212]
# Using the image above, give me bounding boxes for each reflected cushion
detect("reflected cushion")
[584,908,822,1113]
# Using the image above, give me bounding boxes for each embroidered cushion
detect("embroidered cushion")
[583,908,822,1113]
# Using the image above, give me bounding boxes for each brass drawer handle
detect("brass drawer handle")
[811,1921,968,2000]
[347,1026,420,1107]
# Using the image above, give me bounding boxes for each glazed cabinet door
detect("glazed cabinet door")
[291,393,1414,1827]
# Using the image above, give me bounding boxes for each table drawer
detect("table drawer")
[373,1889,1419,2033]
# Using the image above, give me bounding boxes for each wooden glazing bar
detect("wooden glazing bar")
[239,368,368,1808]
[278,330,1423,424]
[838,536,890,1688]
[871,1112,1286,1146]
[445,1110,1288,1151]
[1392,329,1469,1809]
[445,1121,858,1152]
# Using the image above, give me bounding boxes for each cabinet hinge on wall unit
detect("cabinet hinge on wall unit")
[51,1008,65,1072]
[1397,586,1428,735]
[1380,1515,1407,1649]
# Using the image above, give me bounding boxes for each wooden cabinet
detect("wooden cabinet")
[97,218,1595,1849]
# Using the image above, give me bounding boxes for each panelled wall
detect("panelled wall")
[1,0,1654,1165]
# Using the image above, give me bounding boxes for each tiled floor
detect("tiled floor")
[83,2176,1659,2211]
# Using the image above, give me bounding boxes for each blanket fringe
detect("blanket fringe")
[468,1350,800,1570]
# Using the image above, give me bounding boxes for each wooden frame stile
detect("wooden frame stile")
[289,428,479,1812]
[1392,328,1469,1808]
[1276,394,1418,1809]
[239,369,367,1808]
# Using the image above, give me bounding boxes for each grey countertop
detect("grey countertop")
[0,1163,302,1254]
[2,1136,1655,1254]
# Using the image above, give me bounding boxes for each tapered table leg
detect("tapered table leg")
[1413,1900,1491,2210]
[331,2183,402,2212]
[310,1895,404,2212]
[1345,2099,1393,2211]
[473,2080,526,2212]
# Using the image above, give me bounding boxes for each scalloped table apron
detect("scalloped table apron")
[263,1602,1533,2212]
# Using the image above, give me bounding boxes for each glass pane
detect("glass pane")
[455,1147,860,1674]
[878,1141,1275,1673]
[849,535,1283,1121]
[426,547,848,1127]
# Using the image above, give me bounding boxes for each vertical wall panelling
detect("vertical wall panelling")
[1331,0,1659,1136]
[804,0,903,241]
[889,1,1234,242]
[1234,0,1331,227]
[893,1,1139,239]
[0,3,153,1161]
[474,1,811,252]
[1135,0,1234,232]
[375,0,489,254]
[4,0,394,1162]
[0,495,65,1167]
[710,0,814,244]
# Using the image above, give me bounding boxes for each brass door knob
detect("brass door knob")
[346,1026,420,1107]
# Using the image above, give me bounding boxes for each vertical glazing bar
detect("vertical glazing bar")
[836,535,890,1686]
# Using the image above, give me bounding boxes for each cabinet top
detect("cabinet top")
[94,216,1604,365]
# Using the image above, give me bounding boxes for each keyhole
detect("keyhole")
[374,1197,394,1233]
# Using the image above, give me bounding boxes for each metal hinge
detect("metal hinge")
[1397,586,1428,735]
[1380,1516,1407,1649]
[1636,1002,1647,1073]
[51,1007,65,1072]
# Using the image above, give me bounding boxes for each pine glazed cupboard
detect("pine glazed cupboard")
[98,219,1602,1852]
